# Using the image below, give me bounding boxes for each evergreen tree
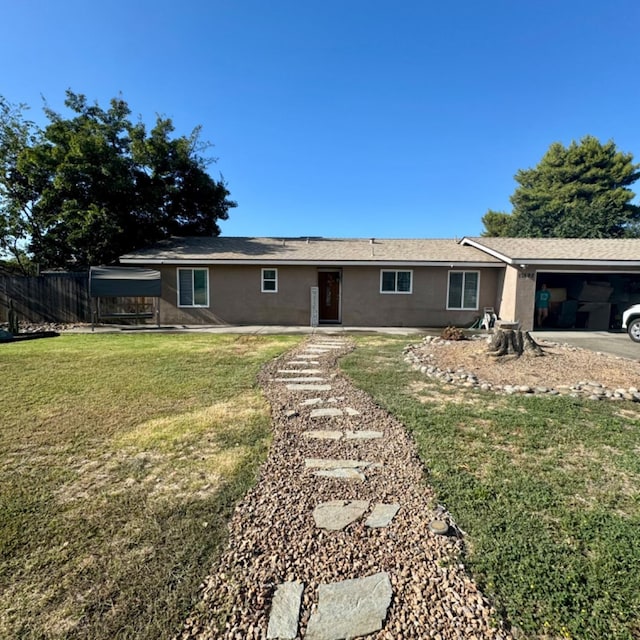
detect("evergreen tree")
[482,136,640,237]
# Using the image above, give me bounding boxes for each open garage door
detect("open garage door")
[535,272,640,330]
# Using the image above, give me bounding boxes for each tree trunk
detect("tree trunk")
[487,329,544,358]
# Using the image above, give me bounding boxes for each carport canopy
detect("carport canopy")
[89,267,161,298]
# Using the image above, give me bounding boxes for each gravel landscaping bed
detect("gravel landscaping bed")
[178,338,511,639]
[405,335,640,401]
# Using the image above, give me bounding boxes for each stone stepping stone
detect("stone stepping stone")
[305,573,392,640]
[300,398,323,406]
[305,458,380,481]
[266,581,304,639]
[302,430,343,440]
[274,377,326,383]
[287,360,320,366]
[296,354,322,360]
[278,369,323,374]
[313,468,366,480]
[344,430,383,440]
[305,458,377,470]
[313,500,370,531]
[309,407,360,418]
[365,503,400,528]
[310,407,343,418]
[287,384,332,391]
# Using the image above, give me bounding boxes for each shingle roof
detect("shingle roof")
[120,237,501,265]
[462,237,640,264]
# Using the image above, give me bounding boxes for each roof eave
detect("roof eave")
[459,237,515,263]
[119,258,503,267]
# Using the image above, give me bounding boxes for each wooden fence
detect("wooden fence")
[0,272,91,323]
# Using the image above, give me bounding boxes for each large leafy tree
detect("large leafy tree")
[481,136,640,237]
[0,91,235,271]
[0,97,40,273]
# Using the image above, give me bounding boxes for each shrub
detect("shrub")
[441,325,466,341]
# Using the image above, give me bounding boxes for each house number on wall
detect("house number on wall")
[518,271,535,280]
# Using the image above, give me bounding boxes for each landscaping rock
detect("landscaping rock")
[312,500,370,530]
[365,503,400,528]
[302,430,343,440]
[305,572,392,640]
[266,581,304,639]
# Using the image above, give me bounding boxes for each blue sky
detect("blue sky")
[2,0,639,239]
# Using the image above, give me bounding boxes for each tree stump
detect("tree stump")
[487,329,544,358]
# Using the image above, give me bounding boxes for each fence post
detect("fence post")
[8,299,19,334]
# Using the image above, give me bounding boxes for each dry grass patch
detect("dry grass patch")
[0,333,299,640]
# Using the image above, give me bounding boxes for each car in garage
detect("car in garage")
[622,304,640,342]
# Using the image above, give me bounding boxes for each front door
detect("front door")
[318,271,341,323]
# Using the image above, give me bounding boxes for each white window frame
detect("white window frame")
[261,268,278,293]
[177,267,210,308]
[447,270,480,310]
[380,269,413,294]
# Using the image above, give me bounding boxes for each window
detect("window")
[262,268,278,293]
[177,268,209,307]
[380,270,412,294]
[447,271,479,309]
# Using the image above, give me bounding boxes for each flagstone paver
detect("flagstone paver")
[312,467,366,481]
[274,377,326,383]
[278,369,324,374]
[344,429,384,440]
[302,430,343,440]
[312,500,370,531]
[266,581,304,639]
[310,407,344,418]
[286,383,333,391]
[300,398,323,406]
[304,458,378,470]
[365,503,400,528]
[305,573,393,640]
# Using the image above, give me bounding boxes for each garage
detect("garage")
[459,237,640,332]
[535,272,640,330]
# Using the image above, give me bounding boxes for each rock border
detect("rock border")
[404,335,640,402]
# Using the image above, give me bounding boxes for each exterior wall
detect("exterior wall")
[157,265,317,325]
[497,265,540,331]
[341,266,500,326]
[154,264,502,327]
[514,269,537,331]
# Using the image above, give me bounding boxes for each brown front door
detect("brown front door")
[318,271,341,323]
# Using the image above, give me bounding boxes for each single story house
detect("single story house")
[119,236,640,331]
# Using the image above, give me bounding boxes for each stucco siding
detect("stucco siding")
[341,266,500,326]
[152,264,501,327]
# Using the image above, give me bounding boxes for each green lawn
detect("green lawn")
[341,336,640,640]
[0,332,300,640]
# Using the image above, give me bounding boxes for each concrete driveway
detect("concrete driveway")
[531,329,640,361]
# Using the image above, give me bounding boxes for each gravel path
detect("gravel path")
[178,338,512,639]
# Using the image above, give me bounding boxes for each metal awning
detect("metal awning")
[89,267,161,298]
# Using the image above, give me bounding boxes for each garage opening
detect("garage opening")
[535,272,640,330]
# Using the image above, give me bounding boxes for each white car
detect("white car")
[622,304,640,342]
